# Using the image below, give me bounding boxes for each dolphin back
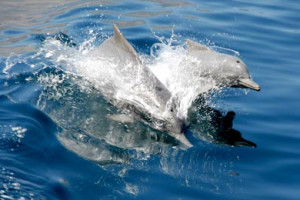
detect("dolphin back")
[111,24,142,65]
[88,25,177,116]
[88,24,141,66]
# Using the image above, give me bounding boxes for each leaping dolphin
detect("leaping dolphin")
[186,39,260,91]
[87,25,192,147]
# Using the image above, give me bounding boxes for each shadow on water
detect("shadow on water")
[188,96,257,148]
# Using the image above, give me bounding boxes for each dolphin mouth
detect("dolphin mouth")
[237,78,261,91]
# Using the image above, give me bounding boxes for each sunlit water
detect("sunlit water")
[1,0,300,200]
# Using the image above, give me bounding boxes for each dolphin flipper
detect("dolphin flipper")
[174,133,193,148]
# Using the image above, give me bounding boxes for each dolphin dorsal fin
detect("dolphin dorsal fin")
[113,24,141,64]
[186,39,210,53]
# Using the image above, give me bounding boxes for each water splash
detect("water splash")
[148,41,219,120]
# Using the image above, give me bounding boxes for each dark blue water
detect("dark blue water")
[1,0,299,199]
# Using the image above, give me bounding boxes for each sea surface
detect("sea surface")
[1,0,300,200]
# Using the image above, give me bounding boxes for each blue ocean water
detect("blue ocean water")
[1,0,299,199]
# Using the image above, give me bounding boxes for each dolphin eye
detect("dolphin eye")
[236,60,240,63]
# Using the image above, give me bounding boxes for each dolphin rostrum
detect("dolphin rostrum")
[87,25,192,147]
[186,39,260,91]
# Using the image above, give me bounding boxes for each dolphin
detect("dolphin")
[87,24,192,147]
[186,39,260,91]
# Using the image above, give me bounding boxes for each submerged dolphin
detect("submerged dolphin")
[186,39,260,91]
[87,25,192,147]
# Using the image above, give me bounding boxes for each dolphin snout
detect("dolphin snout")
[237,78,261,91]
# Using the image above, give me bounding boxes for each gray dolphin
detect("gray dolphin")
[87,25,192,147]
[186,39,260,91]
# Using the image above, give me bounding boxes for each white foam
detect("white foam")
[125,183,139,196]
[11,126,27,139]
